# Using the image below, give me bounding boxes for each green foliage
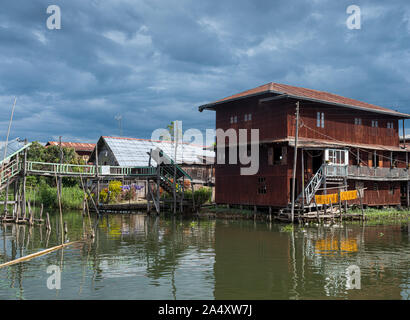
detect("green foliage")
[109,181,122,199]
[35,184,84,209]
[182,187,212,205]
[280,224,294,232]
[99,181,123,203]
[26,141,85,187]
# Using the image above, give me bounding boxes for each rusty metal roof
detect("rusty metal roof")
[46,141,96,152]
[199,82,410,118]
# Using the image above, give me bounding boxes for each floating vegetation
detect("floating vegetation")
[280,224,294,232]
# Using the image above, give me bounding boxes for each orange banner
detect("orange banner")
[315,193,338,205]
[315,190,358,204]
[340,190,358,201]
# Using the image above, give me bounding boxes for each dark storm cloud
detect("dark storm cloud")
[1,0,410,143]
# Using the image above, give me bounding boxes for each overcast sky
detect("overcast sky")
[1,0,410,144]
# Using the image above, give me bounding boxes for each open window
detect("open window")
[268,146,286,165]
[324,149,348,165]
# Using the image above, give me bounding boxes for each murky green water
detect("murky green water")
[0,211,409,300]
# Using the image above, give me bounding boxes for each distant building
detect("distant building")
[89,136,215,187]
[45,141,96,162]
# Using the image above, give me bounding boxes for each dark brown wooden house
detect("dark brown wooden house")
[199,82,410,210]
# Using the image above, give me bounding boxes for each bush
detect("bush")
[37,185,84,209]
[99,181,123,203]
[183,187,212,205]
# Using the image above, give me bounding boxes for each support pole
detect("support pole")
[290,101,300,223]
[21,141,27,220]
[359,190,365,221]
[95,143,100,205]
[314,196,320,224]
[156,165,161,215]
[343,177,348,214]
[58,136,63,196]
[403,119,406,149]
[191,183,195,213]
[301,148,305,212]
[3,178,9,216]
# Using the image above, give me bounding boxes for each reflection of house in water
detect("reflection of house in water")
[214,223,409,299]
[303,225,408,299]
[213,222,296,299]
[99,215,146,237]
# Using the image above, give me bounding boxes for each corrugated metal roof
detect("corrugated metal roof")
[102,136,215,167]
[46,141,95,152]
[199,82,410,118]
[0,138,30,163]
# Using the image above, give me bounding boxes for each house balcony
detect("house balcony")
[324,164,410,181]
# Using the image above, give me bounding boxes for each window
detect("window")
[257,177,266,194]
[371,120,378,127]
[244,114,248,121]
[273,147,283,164]
[354,118,362,125]
[230,116,233,124]
[257,186,267,194]
[268,146,285,165]
[387,122,393,129]
[244,113,252,122]
[234,116,237,123]
[326,149,347,165]
[317,112,324,128]
[257,177,266,183]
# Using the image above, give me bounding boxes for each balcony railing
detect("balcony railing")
[324,164,410,181]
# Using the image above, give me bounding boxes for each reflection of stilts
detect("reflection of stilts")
[45,228,51,248]
[290,229,299,299]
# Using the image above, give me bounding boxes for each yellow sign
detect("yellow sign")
[315,190,358,204]
[340,190,358,201]
[315,193,338,205]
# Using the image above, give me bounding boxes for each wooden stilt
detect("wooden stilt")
[3,178,9,216]
[314,197,320,223]
[191,184,195,213]
[156,166,161,215]
[46,212,51,230]
[359,190,365,221]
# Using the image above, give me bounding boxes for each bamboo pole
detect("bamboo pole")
[80,176,95,238]
[39,203,43,222]
[0,240,80,269]
[46,212,51,230]
[3,178,9,216]
[290,101,300,223]
[358,189,365,221]
[54,170,64,245]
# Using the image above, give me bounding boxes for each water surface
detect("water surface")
[0,211,409,300]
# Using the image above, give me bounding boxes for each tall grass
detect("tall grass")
[28,185,84,210]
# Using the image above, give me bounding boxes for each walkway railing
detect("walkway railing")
[0,159,21,186]
[26,161,97,176]
[347,166,410,181]
[324,164,410,180]
[25,161,157,177]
